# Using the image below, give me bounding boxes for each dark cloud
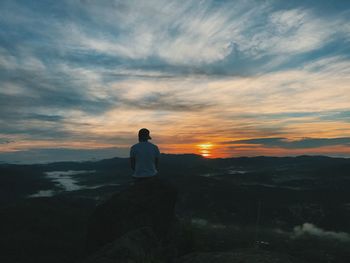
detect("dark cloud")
[0,138,13,144]
[123,92,214,112]
[0,62,117,140]
[0,119,73,140]
[26,114,64,122]
[227,137,350,149]
[0,67,115,113]
[224,110,350,123]
[319,111,350,122]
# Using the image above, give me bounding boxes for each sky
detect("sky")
[0,0,350,163]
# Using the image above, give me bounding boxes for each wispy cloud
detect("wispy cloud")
[54,0,350,69]
[0,0,350,161]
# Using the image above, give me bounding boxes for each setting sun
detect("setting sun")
[197,143,214,157]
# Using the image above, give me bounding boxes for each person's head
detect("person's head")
[138,128,152,142]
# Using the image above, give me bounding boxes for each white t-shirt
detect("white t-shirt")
[130,141,160,178]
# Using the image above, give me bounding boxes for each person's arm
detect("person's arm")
[155,145,160,171]
[130,157,135,171]
[155,157,159,170]
[130,146,135,171]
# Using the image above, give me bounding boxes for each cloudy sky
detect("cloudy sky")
[0,0,350,162]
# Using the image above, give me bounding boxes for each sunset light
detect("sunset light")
[0,0,349,163]
[1,2,350,261]
[197,143,214,158]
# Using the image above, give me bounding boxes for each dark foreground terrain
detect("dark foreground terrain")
[0,155,349,262]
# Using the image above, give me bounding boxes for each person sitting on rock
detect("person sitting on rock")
[130,128,160,179]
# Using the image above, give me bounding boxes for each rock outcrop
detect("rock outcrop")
[83,177,309,263]
[85,177,178,255]
[84,227,162,263]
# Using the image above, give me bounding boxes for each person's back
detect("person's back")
[130,128,160,178]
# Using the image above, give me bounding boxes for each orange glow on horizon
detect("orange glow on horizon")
[2,137,350,159]
[197,142,214,158]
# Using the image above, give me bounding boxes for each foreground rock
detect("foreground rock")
[83,227,162,263]
[85,177,178,254]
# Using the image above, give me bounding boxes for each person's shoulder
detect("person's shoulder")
[148,142,160,155]
[131,142,141,149]
[147,142,158,148]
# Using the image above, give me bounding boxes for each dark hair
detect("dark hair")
[138,128,151,141]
